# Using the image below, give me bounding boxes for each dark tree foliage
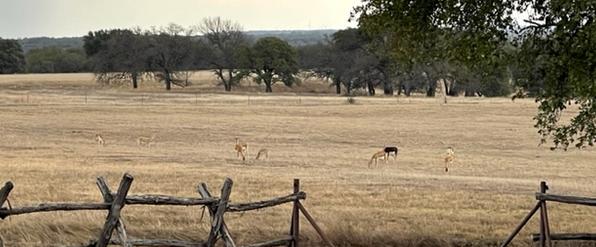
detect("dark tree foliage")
[244,37,299,93]
[0,38,25,74]
[85,29,150,88]
[26,47,88,73]
[353,0,595,149]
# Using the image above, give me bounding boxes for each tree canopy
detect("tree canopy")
[0,38,25,74]
[353,0,596,149]
[245,37,299,93]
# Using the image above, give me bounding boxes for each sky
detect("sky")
[0,0,362,38]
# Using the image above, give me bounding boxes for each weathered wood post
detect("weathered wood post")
[289,179,300,247]
[207,178,233,247]
[539,181,552,247]
[0,182,13,210]
[96,174,134,247]
[96,177,131,247]
[198,183,236,247]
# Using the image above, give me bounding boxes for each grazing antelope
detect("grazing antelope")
[95,134,105,147]
[444,147,455,172]
[137,134,156,147]
[255,148,269,160]
[234,138,248,161]
[368,150,387,168]
[384,146,399,161]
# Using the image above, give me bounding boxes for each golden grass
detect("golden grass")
[0,73,595,247]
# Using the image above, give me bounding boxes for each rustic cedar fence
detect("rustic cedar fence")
[500,181,596,247]
[0,173,335,247]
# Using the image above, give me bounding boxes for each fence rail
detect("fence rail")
[0,174,335,247]
[501,181,596,247]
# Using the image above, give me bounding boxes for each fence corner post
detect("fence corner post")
[207,178,233,247]
[96,173,134,247]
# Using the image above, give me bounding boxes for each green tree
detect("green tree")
[84,29,147,88]
[246,37,299,93]
[0,38,25,74]
[26,47,88,73]
[353,0,594,149]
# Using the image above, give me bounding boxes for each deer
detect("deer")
[234,138,248,161]
[368,150,387,168]
[444,147,455,172]
[137,134,156,147]
[95,133,105,147]
[255,148,269,160]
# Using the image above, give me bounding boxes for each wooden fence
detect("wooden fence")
[500,181,596,247]
[0,173,335,247]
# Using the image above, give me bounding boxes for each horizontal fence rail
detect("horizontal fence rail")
[501,181,596,247]
[0,174,334,247]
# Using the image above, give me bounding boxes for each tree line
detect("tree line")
[2,17,518,96]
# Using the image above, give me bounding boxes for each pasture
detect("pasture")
[0,72,595,246]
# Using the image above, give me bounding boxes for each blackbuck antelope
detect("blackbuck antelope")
[235,138,248,161]
[444,147,455,172]
[384,146,399,161]
[255,148,269,160]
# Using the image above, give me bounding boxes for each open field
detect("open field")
[0,73,595,247]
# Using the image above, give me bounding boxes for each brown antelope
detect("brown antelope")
[137,134,156,147]
[95,134,105,147]
[234,138,248,161]
[368,150,387,168]
[255,148,269,160]
[444,147,455,172]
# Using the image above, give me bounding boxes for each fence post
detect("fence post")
[289,179,300,247]
[539,181,552,247]
[0,182,14,210]
[198,183,236,247]
[96,177,131,247]
[96,174,133,247]
[207,178,233,247]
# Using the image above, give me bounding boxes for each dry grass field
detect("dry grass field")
[0,72,595,247]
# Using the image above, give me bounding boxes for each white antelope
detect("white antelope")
[444,147,455,172]
[137,134,156,147]
[95,134,105,147]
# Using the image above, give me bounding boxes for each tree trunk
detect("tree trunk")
[426,78,437,97]
[383,80,394,95]
[404,85,412,97]
[225,70,234,92]
[367,82,375,96]
[164,69,171,90]
[132,73,138,89]
[335,80,341,94]
[224,83,231,91]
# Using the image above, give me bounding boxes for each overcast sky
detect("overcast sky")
[0,0,361,38]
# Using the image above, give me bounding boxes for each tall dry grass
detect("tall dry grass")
[0,73,595,247]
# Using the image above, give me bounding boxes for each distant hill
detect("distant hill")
[19,37,84,53]
[17,29,336,53]
[245,29,335,46]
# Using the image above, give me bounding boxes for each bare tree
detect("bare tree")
[147,24,195,90]
[196,17,248,91]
